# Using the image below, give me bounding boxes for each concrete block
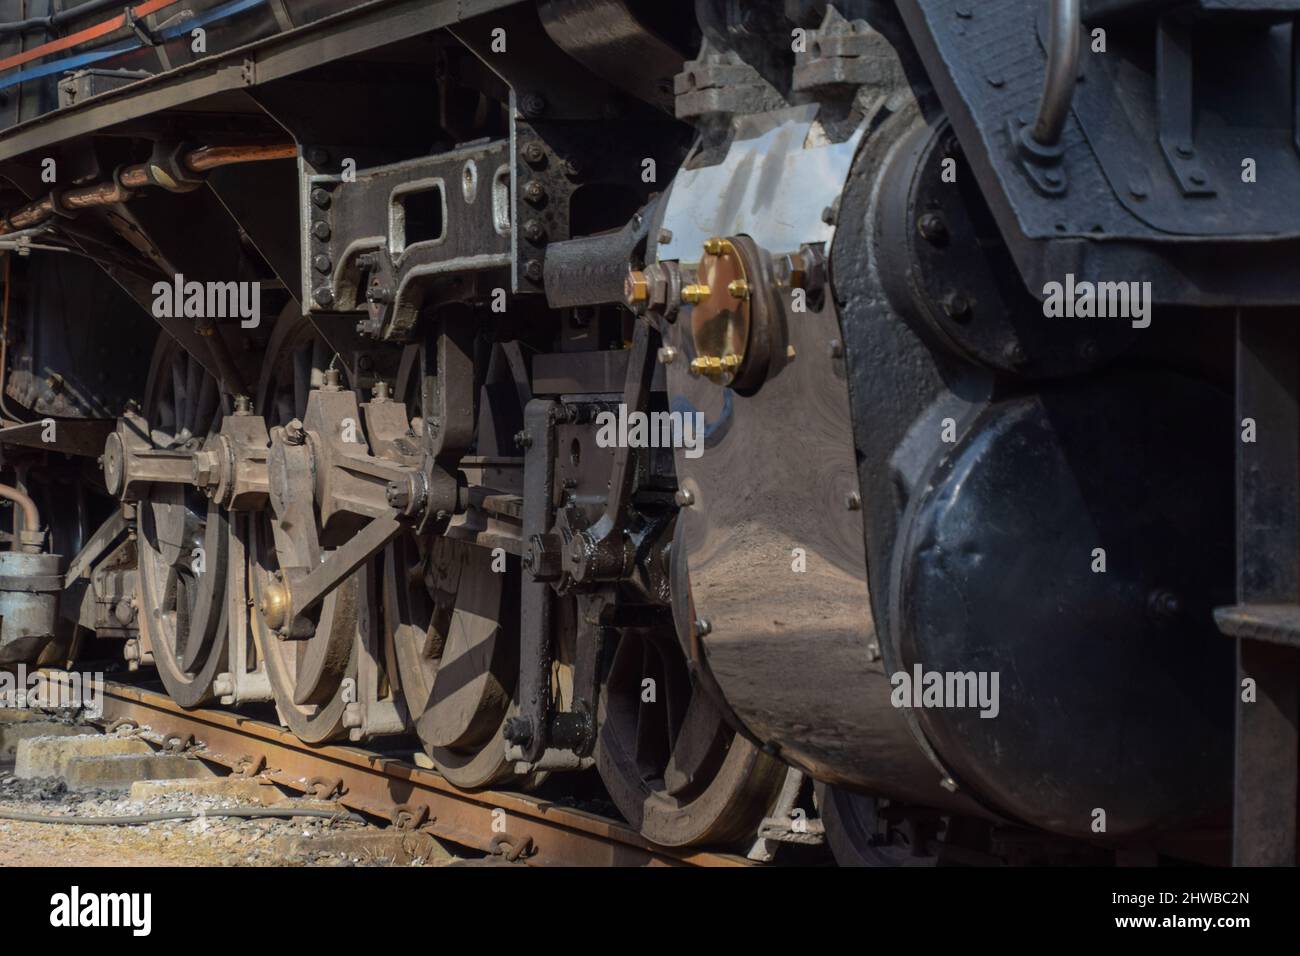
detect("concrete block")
[0,722,85,759]
[15,734,151,779]
[62,753,216,790]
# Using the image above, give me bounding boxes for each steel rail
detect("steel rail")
[97,680,750,868]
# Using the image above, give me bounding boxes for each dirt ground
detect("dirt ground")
[0,761,458,868]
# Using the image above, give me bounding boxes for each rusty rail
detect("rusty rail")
[97,680,749,868]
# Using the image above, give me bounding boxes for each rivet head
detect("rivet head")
[917,212,948,245]
[943,292,972,321]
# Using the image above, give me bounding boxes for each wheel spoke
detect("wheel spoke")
[185,353,202,436]
[633,639,669,780]
[194,371,219,438]
[170,353,189,444]
[293,345,310,416]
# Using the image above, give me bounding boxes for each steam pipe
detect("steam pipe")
[0,482,41,542]
[1030,0,1081,147]
[0,142,297,236]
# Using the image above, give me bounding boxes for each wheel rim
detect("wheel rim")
[596,625,788,847]
[137,339,228,708]
[248,312,358,742]
[386,534,525,788]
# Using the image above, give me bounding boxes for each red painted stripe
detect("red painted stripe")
[0,0,185,74]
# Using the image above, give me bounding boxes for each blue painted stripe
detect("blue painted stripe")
[159,0,267,39]
[0,41,136,91]
[0,0,268,93]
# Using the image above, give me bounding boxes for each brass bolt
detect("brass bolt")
[625,270,649,305]
[727,279,750,300]
[703,237,724,255]
[682,283,711,304]
[689,354,742,380]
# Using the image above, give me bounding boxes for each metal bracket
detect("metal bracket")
[304,776,346,800]
[1155,15,1216,197]
[567,319,657,585]
[506,400,559,765]
[545,594,608,758]
[124,6,158,47]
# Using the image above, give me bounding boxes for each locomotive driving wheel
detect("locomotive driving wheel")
[383,343,532,788]
[385,535,529,788]
[248,313,360,742]
[137,338,229,709]
[595,623,789,848]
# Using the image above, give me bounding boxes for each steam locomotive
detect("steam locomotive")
[0,0,1294,866]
